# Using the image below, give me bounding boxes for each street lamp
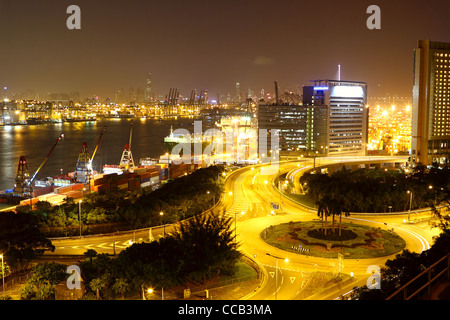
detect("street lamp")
[266,253,288,300]
[160,211,165,237]
[407,190,413,222]
[207,190,215,206]
[429,185,437,207]
[79,200,82,237]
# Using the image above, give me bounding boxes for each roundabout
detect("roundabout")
[261,220,407,259]
[227,156,441,300]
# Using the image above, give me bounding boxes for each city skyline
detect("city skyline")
[1,1,450,100]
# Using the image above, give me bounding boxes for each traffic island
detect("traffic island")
[261,220,406,259]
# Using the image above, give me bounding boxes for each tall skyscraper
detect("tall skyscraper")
[235,82,241,104]
[145,73,152,103]
[411,40,450,166]
[303,80,368,156]
[257,79,368,157]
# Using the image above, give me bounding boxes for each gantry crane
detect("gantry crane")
[74,126,106,184]
[119,122,135,171]
[14,133,64,198]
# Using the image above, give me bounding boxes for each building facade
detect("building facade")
[303,80,368,156]
[257,102,308,153]
[257,79,368,157]
[411,40,450,166]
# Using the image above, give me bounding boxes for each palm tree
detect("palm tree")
[112,278,129,299]
[317,195,332,236]
[84,249,98,265]
[90,277,106,300]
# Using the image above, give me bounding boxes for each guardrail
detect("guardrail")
[48,168,233,242]
[0,272,30,295]
[386,253,450,300]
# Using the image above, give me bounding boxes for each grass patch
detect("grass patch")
[261,220,406,259]
[285,193,315,208]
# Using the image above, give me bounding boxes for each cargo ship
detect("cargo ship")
[26,118,62,125]
[62,117,97,123]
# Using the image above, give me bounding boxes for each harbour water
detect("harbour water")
[0,117,206,190]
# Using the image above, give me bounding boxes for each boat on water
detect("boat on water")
[26,118,62,125]
[63,117,97,123]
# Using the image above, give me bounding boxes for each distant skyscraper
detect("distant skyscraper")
[115,88,124,104]
[2,86,8,100]
[145,73,152,103]
[235,82,241,104]
[411,40,450,165]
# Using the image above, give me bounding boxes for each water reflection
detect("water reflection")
[0,118,198,189]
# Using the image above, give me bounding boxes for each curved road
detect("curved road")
[46,156,442,300]
[228,156,441,300]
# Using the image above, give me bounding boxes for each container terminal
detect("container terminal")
[0,122,208,209]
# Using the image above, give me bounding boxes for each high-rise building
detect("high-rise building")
[411,40,450,165]
[235,82,241,104]
[257,101,308,153]
[257,79,368,156]
[303,80,368,156]
[145,73,152,103]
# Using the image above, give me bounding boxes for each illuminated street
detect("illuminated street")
[224,156,440,299]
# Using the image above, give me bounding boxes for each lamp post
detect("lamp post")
[407,190,413,222]
[266,253,288,300]
[79,200,82,237]
[207,190,215,206]
[160,211,165,237]
[429,185,437,208]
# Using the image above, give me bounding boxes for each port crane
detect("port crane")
[119,122,135,171]
[74,126,106,184]
[14,133,64,198]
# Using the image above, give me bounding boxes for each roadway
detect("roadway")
[44,155,442,300]
[223,156,441,300]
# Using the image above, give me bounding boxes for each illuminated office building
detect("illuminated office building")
[303,80,368,156]
[257,102,308,153]
[411,40,450,165]
[257,79,368,156]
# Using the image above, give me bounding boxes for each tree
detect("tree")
[90,277,106,300]
[112,278,129,299]
[20,262,67,300]
[0,211,54,272]
[84,249,98,265]
[174,212,241,282]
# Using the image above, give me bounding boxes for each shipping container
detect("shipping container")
[20,198,39,206]
[116,178,128,186]
[64,190,83,199]
[150,176,159,185]
[141,181,151,188]
[72,183,85,191]
[55,185,73,194]
[117,184,128,190]
[141,177,151,183]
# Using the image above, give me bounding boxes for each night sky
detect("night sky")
[1,0,450,100]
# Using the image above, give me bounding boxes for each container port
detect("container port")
[1,122,209,209]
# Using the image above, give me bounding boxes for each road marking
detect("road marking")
[290,277,296,284]
[269,272,275,278]
[348,217,430,251]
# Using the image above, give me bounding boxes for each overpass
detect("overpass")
[306,155,409,174]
